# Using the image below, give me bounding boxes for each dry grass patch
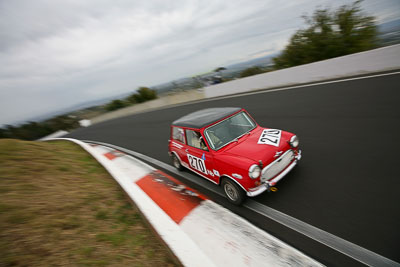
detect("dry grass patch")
[0,139,178,267]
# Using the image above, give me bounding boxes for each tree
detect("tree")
[0,115,80,141]
[0,128,7,138]
[46,115,79,132]
[106,99,128,111]
[127,87,157,104]
[239,66,264,78]
[273,0,377,69]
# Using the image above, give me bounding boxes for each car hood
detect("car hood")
[220,127,293,165]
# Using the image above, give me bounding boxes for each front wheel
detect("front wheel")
[171,154,184,171]
[221,179,246,205]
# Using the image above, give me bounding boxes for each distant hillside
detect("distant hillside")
[379,19,400,33]
[226,53,278,71]
[25,91,133,123]
[152,52,279,94]
[378,19,400,46]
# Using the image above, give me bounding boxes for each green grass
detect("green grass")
[96,210,109,220]
[96,230,128,247]
[0,139,178,267]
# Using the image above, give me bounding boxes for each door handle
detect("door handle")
[185,149,189,152]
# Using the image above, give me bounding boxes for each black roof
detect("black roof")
[172,107,242,129]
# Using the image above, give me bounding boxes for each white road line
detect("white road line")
[83,140,400,267]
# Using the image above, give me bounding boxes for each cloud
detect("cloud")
[1,0,399,126]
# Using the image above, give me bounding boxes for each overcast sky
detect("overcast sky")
[1,0,399,126]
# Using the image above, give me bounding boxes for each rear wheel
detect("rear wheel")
[221,178,246,205]
[171,154,183,171]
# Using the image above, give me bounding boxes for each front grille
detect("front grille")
[261,150,294,181]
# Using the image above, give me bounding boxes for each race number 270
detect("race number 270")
[187,154,207,174]
[257,129,282,147]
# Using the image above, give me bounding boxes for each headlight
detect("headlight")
[289,135,299,148]
[248,164,261,179]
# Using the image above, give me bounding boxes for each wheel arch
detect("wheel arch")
[219,175,248,193]
[171,151,182,163]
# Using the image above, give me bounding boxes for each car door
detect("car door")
[170,126,187,165]
[184,129,217,183]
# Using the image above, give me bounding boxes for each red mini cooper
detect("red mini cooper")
[168,107,301,204]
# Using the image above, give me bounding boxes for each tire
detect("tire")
[171,154,184,171]
[221,178,246,205]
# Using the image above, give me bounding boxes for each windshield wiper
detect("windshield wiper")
[221,137,238,148]
[229,133,248,145]
[217,130,252,149]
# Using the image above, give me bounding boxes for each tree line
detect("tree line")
[228,1,378,77]
[273,0,377,69]
[0,115,79,141]
[0,87,157,140]
[105,87,157,111]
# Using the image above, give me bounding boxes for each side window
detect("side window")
[172,127,185,144]
[186,130,208,151]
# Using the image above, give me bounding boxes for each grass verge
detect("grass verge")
[0,139,178,266]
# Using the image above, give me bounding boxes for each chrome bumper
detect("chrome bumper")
[247,150,301,197]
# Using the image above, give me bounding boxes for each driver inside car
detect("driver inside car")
[191,131,208,151]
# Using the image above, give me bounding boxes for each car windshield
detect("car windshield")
[204,111,256,150]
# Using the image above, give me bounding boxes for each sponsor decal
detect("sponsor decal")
[171,142,183,149]
[258,129,281,147]
[213,169,220,177]
[207,170,215,177]
[187,154,208,174]
[201,153,206,160]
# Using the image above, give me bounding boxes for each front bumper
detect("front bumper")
[247,150,301,197]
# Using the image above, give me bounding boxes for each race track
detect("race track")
[67,72,400,266]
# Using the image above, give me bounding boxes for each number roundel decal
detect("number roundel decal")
[187,154,208,174]
[258,129,281,147]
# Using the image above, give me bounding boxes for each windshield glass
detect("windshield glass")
[204,111,256,150]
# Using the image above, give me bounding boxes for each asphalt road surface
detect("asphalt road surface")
[67,72,400,266]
